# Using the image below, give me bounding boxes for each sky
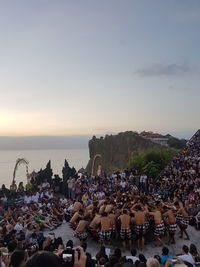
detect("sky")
[0,0,200,140]
[0,136,89,149]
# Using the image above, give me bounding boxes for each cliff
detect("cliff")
[86,131,161,175]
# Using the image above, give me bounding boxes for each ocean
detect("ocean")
[0,149,89,187]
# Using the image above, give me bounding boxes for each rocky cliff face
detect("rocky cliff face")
[86,131,160,175]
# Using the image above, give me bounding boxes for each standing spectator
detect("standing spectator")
[67,177,75,200]
[140,174,148,193]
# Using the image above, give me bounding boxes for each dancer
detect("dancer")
[118,209,132,251]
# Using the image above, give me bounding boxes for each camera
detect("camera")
[63,253,73,262]
[62,247,74,263]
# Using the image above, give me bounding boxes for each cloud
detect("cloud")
[135,62,193,77]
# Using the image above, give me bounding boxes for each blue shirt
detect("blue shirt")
[160,255,173,264]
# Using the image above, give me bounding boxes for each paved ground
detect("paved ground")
[46,223,200,258]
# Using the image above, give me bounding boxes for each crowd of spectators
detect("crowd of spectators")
[0,239,199,267]
[0,130,199,267]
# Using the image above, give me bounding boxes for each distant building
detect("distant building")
[140,131,169,147]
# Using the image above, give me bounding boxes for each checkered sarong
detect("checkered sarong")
[180,218,189,229]
[176,214,183,224]
[99,230,111,241]
[110,225,116,235]
[168,223,177,234]
[74,231,88,240]
[154,222,165,237]
[69,222,76,229]
[89,226,98,234]
[145,221,150,231]
[135,224,146,236]
[120,228,131,240]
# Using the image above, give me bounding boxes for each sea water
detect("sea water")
[0,149,89,187]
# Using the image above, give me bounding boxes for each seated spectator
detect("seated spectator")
[86,252,96,267]
[96,246,109,263]
[24,251,61,267]
[189,244,200,263]
[177,245,195,265]
[160,247,173,265]
[195,211,200,230]
[139,254,147,266]
[0,247,9,267]
[153,256,161,264]
[126,248,139,263]
[10,250,28,267]
[113,248,122,259]
[98,257,108,267]
[108,255,119,267]
[146,258,159,267]
[7,240,17,254]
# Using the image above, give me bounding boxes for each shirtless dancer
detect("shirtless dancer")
[69,209,84,229]
[175,202,190,240]
[163,206,177,245]
[108,210,117,239]
[149,206,165,246]
[72,201,83,213]
[131,205,147,251]
[99,212,111,246]
[118,209,132,251]
[75,217,89,245]
[89,211,101,238]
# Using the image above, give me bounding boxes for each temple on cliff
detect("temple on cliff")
[140,131,169,147]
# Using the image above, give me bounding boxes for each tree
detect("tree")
[127,147,177,179]
[167,136,187,149]
[142,161,159,178]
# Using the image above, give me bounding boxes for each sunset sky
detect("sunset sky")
[0,0,199,139]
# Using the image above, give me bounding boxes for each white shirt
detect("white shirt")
[48,193,53,199]
[67,204,73,212]
[14,223,23,232]
[60,198,67,205]
[120,181,126,188]
[126,256,139,263]
[42,182,50,188]
[121,172,126,178]
[67,179,74,189]
[178,253,195,265]
[143,175,147,182]
[140,175,144,183]
[99,192,105,198]
[25,229,34,239]
[31,194,39,202]
[24,196,32,204]
[38,209,43,214]
[21,206,29,212]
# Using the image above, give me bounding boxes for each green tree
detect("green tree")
[167,136,187,149]
[142,161,159,178]
[127,147,177,179]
